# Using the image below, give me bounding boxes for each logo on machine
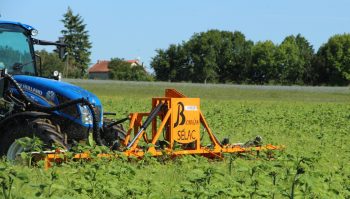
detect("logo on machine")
[174,102,199,128]
[45,90,56,101]
[174,102,185,128]
[19,84,43,96]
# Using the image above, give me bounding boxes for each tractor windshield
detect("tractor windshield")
[0,24,36,75]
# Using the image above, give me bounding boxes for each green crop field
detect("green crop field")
[1,80,350,198]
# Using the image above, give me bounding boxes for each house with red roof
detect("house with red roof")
[88,59,140,79]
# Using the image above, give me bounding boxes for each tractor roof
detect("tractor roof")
[0,20,35,31]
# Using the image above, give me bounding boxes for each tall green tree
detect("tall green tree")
[185,30,220,83]
[314,34,350,85]
[151,44,189,82]
[61,7,92,78]
[277,34,313,84]
[295,34,315,84]
[248,40,278,84]
[209,30,253,83]
[183,30,253,83]
[215,31,235,83]
[151,49,171,81]
[228,31,253,83]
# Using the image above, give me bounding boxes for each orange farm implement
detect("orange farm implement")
[43,89,279,168]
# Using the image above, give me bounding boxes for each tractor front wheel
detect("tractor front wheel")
[0,118,68,161]
[102,119,127,150]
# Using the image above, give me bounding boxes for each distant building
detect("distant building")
[88,60,109,79]
[126,59,141,67]
[88,59,141,79]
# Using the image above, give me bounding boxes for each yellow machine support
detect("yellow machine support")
[44,89,279,168]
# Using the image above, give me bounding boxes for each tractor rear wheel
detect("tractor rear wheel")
[0,118,68,161]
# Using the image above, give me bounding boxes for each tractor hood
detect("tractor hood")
[12,75,103,128]
[12,75,102,107]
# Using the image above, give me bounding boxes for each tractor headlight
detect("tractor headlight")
[31,29,38,36]
[79,105,93,125]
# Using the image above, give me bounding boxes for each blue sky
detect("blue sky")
[1,0,350,71]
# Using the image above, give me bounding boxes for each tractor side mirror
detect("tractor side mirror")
[33,37,67,60]
[56,45,66,60]
[55,37,66,60]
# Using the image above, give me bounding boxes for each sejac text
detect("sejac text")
[177,129,196,141]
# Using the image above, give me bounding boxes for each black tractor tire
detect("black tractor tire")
[102,119,127,150]
[0,118,68,160]
[112,124,127,141]
[109,124,127,150]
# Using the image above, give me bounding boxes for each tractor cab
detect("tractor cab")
[0,22,37,76]
[0,21,65,78]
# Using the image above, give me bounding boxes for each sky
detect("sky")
[1,0,350,71]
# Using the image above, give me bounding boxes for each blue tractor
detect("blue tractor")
[0,21,125,160]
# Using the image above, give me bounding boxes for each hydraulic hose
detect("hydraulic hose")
[106,117,129,128]
[127,102,164,149]
[4,74,102,145]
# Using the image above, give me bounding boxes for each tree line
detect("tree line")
[151,30,350,85]
[39,8,350,85]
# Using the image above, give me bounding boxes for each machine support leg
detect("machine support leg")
[151,109,171,145]
[200,111,222,149]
